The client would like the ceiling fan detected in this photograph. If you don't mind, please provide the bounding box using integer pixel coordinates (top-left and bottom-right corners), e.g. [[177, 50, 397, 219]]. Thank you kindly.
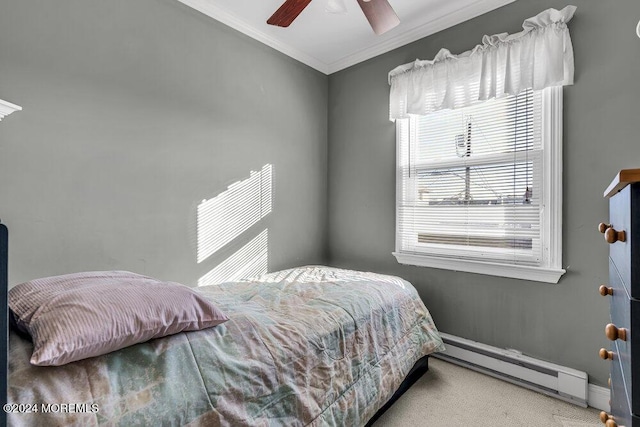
[[267, 0, 400, 35]]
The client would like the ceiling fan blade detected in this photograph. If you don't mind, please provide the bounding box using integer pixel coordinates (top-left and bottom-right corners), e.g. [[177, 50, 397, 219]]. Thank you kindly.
[[267, 0, 313, 27], [356, 0, 400, 35]]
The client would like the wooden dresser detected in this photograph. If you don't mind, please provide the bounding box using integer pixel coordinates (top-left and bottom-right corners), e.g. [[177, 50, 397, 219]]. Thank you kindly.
[[599, 169, 640, 427]]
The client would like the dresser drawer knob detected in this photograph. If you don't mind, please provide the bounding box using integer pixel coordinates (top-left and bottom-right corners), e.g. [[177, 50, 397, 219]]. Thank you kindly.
[[598, 223, 612, 233], [600, 411, 613, 423], [605, 227, 626, 244], [599, 285, 614, 296], [605, 323, 628, 341], [599, 348, 614, 360]]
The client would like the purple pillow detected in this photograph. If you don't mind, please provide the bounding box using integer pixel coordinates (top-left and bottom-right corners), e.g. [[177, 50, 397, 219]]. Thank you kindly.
[[9, 271, 229, 366]]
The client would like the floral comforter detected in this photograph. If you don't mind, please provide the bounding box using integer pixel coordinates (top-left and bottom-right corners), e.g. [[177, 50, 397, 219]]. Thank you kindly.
[[8, 266, 444, 426]]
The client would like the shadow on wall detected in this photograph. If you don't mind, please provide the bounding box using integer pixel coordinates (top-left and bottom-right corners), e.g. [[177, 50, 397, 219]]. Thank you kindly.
[[196, 164, 273, 285]]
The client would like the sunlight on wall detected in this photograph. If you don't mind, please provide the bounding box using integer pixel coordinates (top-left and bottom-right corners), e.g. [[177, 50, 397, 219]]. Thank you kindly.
[[198, 229, 268, 286], [197, 164, 273, 263]]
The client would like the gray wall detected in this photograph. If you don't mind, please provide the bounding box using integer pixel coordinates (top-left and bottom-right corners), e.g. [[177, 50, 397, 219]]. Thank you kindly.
[[2, 0, 638, 387], [0, 0, 328, 287], [328, 0, 640, 386]]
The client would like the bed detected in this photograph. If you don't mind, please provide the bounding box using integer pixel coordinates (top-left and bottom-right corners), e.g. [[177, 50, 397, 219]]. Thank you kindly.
[[2, 230, 444, 426]]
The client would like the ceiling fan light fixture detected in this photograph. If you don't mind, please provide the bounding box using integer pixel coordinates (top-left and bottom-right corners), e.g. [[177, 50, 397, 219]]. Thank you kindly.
[[325, 0, 348, 14]]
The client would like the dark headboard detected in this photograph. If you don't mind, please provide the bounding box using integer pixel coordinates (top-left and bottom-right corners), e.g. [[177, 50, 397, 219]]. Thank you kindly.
[[1, 223, 7, 427]]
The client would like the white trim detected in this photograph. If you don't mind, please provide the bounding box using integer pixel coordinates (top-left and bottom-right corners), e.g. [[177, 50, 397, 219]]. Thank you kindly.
[[542, 86, 564, 272], [393, 251, 565, 283], [395, 121, 404, 257], [588, 384, 611, 412], [0, 99, 22, 122], [176, 0, 515, 75], [327, 0, 516, 74], [434, 333, 609, 410], [176, 0, 329, 74]]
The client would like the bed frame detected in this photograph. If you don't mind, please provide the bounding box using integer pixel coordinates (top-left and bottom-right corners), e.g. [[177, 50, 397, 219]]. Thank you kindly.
[[367, 355, 430, 426], [0, 222, 428, 426]]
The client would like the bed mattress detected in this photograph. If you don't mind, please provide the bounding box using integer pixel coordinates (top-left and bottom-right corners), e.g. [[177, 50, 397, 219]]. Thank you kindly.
[[8, 266, 444, 426]]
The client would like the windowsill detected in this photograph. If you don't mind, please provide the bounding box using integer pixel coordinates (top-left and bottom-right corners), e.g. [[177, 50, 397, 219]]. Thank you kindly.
[[392, 252, 566, 284], [0, 98, 22, 121]]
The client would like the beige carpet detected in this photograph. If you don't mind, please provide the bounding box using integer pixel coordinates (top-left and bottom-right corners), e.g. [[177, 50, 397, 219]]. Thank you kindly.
[[374, 358, 602, 427]]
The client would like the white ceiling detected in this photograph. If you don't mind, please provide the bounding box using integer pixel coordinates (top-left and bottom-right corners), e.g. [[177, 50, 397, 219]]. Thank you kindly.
[[177, 0, 515, 74]]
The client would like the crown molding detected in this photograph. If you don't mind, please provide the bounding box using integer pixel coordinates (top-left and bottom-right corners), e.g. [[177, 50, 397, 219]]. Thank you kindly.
[[177, 0, 515, 75], [176, 0, 329, 74], [0, 99, 22, 122], [327, 0, 516, 73]]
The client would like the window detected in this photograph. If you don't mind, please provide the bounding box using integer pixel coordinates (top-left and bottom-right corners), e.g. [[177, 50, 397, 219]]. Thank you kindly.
[[394, 87, 565, 283]]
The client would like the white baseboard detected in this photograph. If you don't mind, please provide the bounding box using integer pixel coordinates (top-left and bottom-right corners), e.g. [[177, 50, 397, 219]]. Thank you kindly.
[[587, 384, 610, 412], [434, 333, 609, 412]]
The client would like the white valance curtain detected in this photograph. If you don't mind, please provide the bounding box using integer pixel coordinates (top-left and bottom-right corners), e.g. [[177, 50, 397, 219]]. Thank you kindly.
[[388, 6, 576, 120]]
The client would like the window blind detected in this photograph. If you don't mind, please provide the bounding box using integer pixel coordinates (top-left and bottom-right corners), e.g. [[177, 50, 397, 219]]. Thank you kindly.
[[397, 88, 544, 266]]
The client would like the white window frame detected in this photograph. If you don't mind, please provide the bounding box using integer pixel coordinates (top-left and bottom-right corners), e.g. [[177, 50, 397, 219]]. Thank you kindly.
[[0, 99, 22, 121], [393, 86, 566, 284]]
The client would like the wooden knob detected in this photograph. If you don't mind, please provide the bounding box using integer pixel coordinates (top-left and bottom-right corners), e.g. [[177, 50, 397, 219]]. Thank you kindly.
[[600, 411, 612, 423], [605, 227, 626, 244], [606, 323, 628, 341], [599, 348, 614, 360], [599, 223, 612, 233], [599, 285, 614, 296], [605, 419, 618, 427]]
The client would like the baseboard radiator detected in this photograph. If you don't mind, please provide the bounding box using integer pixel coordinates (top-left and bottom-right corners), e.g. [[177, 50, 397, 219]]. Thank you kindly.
[[433, 333, 607, 409]]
